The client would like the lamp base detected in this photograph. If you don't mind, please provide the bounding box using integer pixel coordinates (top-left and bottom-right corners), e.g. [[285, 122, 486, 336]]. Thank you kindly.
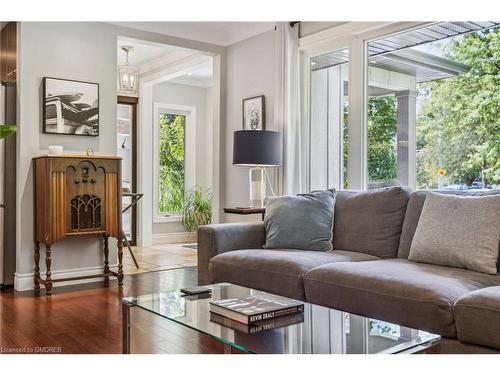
[[249, 167, 266, 208]]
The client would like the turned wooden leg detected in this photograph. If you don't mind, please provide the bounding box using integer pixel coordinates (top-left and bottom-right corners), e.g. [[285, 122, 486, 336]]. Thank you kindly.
[[117, 238, 124, 286], [45, 244, 53, 295], [34, 241, 41, 293], [103, 235, 110, 282]]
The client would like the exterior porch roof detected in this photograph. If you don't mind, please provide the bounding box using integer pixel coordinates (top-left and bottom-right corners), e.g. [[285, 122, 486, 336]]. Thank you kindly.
[[311, 21, 499, 83]]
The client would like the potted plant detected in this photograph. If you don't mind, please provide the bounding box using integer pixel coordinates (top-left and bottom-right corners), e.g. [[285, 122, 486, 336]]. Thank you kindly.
[[181, 187, 212, 234]]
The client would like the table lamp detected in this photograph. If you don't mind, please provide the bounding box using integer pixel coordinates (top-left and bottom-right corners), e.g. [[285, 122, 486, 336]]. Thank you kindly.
[[233, 130, 282, 207]]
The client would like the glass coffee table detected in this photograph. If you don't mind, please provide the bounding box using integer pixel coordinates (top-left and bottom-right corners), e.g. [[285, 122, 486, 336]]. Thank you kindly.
[[122, 283, 441, 354]]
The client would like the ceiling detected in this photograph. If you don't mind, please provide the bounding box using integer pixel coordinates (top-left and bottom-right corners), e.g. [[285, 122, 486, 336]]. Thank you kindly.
[[117, 37, 213, 88], [168, 57, 213, 88], [367, 21, 500, 57], [111, 22, 276, 46], [117, 37, 192, 66]]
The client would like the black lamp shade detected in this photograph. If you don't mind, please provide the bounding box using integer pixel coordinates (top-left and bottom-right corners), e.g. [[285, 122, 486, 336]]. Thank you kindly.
[[233, 130, 282, 166]]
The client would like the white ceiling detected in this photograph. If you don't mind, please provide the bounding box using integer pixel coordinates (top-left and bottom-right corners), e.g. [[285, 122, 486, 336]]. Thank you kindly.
[[117, 37, 192, 66], [117, 37, 213, 88], [112, 22, 276, 46], [168, 57, 213, 88]]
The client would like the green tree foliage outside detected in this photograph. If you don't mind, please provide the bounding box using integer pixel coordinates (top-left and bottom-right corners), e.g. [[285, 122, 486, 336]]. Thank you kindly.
[[343, 96, 398, 187], [417, 28, 500, 188], [363, 28, 500, 189], [159, 114, 185, 214], [367, 96, 398, 182]]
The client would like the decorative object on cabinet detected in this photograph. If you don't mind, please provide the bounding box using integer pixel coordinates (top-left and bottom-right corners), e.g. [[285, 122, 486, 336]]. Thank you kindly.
[[43, 77, 99, 136], [32, 154, 122, 295], [242, 95, 265, 130], [48, 145, 64, 155]]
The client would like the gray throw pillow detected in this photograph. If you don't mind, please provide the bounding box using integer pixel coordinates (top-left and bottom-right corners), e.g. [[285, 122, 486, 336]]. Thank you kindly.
[[408, 192, 500, 274], [263, 189, 336, 251]]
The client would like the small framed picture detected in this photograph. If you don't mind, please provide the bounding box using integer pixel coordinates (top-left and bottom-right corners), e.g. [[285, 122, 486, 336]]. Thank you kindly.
[[242, 95, 265, 130], [43, 77, 99, 136]]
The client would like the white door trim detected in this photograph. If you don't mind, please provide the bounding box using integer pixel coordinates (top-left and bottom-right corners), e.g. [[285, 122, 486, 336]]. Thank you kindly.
[[138, 53, 222, 247]]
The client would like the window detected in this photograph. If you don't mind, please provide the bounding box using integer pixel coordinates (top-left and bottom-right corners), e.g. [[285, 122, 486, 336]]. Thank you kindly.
[[366, 22, 500, 191], [415, 29, 500, 191], [301, 22, 500, 192], [308, 48, 349, 190], [153, 103, 196, 222], [159, 113, 186, 214]]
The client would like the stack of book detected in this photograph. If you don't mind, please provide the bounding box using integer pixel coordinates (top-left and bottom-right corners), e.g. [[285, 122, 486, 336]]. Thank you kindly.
[[209, 294, 304, 334]]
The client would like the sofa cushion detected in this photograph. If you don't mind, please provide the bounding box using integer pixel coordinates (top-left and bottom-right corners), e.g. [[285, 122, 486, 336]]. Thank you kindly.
[[408, 193, 500, 274], [454, 286, 500, 350], [398, 190, 500, 267], [264, 189, 336, 251], [333, 187, 410, 259], [209, 249, 380, 300], [303, 259, 500, 337]]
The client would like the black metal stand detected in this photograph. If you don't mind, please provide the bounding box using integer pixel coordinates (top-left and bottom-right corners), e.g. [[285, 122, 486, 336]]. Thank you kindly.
[[122, 193, 143, 269]]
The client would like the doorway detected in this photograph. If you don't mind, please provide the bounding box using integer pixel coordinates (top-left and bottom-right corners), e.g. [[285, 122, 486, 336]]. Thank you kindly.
[[116, 36, 220, 274]]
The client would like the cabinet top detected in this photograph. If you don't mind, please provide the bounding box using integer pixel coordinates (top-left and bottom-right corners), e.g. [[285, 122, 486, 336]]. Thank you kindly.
[[33, 154, 122, 160]]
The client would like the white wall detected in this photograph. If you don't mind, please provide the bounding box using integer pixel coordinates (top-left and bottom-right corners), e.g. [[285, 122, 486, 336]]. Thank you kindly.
[[15, 22, 223, 290], [151, 81, 213, 236], [222, 30, 276, 223], [16, 22, 118, 290]]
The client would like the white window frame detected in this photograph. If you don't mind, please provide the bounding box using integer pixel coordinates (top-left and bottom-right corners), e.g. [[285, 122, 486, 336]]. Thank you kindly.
[[299, 22, 432, 190], [153, 102, 196, 223]]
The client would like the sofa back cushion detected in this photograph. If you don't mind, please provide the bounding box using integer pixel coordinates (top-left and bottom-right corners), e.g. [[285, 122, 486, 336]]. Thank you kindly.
[[333, 187, 410, 258], [398, 189, 500, 272]]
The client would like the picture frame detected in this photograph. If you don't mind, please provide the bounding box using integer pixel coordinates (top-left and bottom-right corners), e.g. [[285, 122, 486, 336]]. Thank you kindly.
[[43, 77, 99, 136], [242, 95, 265, 130]]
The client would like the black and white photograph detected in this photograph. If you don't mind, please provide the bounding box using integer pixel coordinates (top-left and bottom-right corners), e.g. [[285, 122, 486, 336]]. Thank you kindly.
[[43, 77, 99, 136], [242, 95, 265, 130]]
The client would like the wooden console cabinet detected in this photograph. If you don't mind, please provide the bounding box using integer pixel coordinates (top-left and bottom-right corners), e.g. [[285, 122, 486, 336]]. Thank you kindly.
[[33, 154, 123, 294]]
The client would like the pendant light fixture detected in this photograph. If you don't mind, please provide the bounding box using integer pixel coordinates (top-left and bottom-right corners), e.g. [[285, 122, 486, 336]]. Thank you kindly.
[[118, 46, 140, 95]]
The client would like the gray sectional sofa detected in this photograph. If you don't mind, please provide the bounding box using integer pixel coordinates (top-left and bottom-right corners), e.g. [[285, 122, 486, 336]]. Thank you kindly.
[[198, 187, 500, 353]]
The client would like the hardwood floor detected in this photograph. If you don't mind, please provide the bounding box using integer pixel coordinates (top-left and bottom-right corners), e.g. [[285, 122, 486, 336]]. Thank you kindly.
[[0, 267, 227, 354], [123, 243, 197, 275]]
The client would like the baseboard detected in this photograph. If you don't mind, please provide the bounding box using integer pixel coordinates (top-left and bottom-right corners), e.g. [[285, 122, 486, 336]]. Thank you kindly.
[[14, 264, 118, 292], [152, 232, 196, 245]]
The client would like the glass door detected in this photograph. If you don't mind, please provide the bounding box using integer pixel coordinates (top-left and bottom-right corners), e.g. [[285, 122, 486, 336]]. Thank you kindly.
[[117, 96, 137, 245]]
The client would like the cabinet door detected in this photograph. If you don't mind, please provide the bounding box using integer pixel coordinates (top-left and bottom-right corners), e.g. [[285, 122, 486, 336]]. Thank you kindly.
[[66, 161, 106, 235]]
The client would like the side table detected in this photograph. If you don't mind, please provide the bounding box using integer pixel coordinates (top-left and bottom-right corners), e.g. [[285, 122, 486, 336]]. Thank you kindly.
[[223, 207, 266, 221]]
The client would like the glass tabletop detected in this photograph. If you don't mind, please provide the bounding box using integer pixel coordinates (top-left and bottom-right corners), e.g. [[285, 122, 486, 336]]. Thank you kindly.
[[123, 283, 440, 354]]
